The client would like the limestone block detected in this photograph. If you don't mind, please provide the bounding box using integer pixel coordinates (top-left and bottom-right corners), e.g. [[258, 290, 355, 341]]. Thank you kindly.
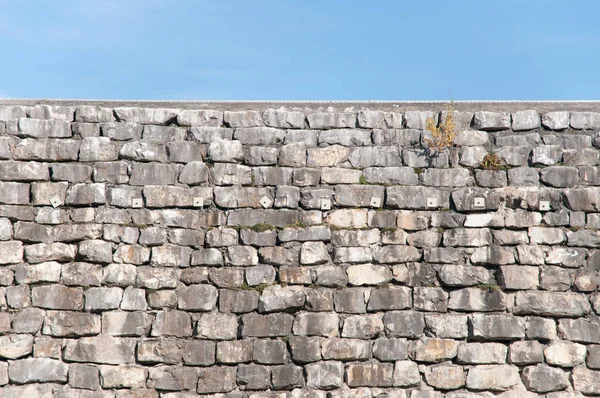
[[522, 364, 571, 393], [542, 111, 570, 130], [345, 362, 393, 387], [448, 288, 506, 312], [263, 108, 305, 128], [305, 361, 344, 389], [307, 112, 357, 129], [473, 111, 510, 131], [349, 146, 402, 167], [307, 145, 350, 167]]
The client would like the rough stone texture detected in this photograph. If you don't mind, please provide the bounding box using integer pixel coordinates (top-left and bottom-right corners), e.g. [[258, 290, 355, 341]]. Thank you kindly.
[[2, 102, 600, 396]]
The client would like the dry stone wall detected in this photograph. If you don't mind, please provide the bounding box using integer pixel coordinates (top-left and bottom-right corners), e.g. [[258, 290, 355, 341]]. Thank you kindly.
[[0, 102, 600, 397]]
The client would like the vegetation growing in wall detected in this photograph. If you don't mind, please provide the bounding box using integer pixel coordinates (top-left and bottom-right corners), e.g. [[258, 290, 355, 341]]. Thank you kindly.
[[425, 101, 457, 152], [480, 152, 503, 170]]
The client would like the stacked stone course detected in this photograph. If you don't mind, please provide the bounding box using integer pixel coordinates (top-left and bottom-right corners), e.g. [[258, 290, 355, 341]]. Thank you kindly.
[[0, 102, 600, 396]]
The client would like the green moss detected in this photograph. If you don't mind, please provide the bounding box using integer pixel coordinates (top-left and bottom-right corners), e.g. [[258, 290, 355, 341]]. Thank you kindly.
[[475, 284, 501, 292], [414, 167, 424, 175], [237, 283, 272, 293], [245, 223, 276, 232], [380, 227, 397, 233], [359, 175, 368, 185]]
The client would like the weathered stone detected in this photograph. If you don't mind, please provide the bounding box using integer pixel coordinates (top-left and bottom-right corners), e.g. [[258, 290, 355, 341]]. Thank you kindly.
[[350, 146, 403, 167], [307, 145, 350, 167], [540, 166, 579, 187], [40, 310, 100, 337], [305, 361, 344, 390], [516, 244, 545, 265], [8, 358, 68, 383], [345, 362, 393, 387], [242, 313, 294, 337], [373, 245, 421, 264], [542, 111, 570, 130], [119, 140, 167, 162], [384, 311, 424, 338], [471, 245, 514, 265], [514, 291, 591, 317], [333, 288, 367, 314], [424, 364, 466, 390], [393, 360, 421, 387], [129, 163, 181, 186], [558, 318, 600, 344], [319, 129, 370, 146], [150, 310, 192, 337], [475, 169, 507, 188], [18, 118, 71, 138], [571, 112, 600, 129], [293, 312, 339, 337], [500, 265, 539, 290], [470, 314, 525, 340], [457, 342, 507, 365], [63, 336, 136, 364], [422, 168, 473, 187], [532, 145, 562, 165], [138, 339, 182, 366], [217, 340, 253, 364], [31, 284, 83, 310], [507, 340, 544, 366], [424, 314, 469, 339], [300, 241, 330, 265], [413, 287, 448, 312], [0, 334, 34, 359], [258, 285, 305, 313], [543, 340, 586, 367], [473, 111, 510, 131], [529, 226, 566, 245], [342, 314, 384, 339], [465, 365, 520, 391], [409, 338, 459, 363], [197, 366, 237, 393], [444, 228, 492, 247], [114, 107, 177, 125], [522, 364, 570, 393], [346, 264, 391, 286], [448, 288, 506, 312], [367, 286, 412, 311]]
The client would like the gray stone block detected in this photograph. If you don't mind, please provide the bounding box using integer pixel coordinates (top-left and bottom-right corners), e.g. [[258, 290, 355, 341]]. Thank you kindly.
[[473, 111, 510, 131]]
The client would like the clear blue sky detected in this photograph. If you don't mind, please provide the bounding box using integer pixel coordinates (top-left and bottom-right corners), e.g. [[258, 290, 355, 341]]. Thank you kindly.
[[1, 1, 599, 100]]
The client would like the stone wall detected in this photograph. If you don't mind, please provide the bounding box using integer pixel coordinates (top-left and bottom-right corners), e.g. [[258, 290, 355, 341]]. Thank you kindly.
[[0, 102, 599, 397]]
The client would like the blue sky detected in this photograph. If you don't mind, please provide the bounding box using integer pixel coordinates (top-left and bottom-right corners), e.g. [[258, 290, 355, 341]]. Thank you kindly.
[[1, 1, 599, 100]]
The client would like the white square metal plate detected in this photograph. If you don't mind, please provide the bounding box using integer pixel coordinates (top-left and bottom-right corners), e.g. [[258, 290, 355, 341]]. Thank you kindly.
[[426, 197, 438, 208], [131, 198, 143, 208], [49, 196, 62, 208], [370, 197, 382, 208], [193, 197, 204, 207], [539, 200, 551, 211], [321, 198, 331, 210], [260, 196, 273, 208], [473, 197, 485, 209]]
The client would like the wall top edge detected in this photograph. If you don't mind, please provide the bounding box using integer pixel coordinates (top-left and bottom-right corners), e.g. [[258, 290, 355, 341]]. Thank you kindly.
[[1, 99, 600, 112]]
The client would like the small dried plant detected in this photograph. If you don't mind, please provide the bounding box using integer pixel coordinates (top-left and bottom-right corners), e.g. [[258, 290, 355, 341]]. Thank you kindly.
[[480, 153, 503, 170], [425, 101, 457, 153]]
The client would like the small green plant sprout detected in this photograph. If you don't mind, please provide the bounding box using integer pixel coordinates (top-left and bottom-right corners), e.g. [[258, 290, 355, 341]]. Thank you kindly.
[[425, 101, 457, 153], [480, 153, 503, 170]]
